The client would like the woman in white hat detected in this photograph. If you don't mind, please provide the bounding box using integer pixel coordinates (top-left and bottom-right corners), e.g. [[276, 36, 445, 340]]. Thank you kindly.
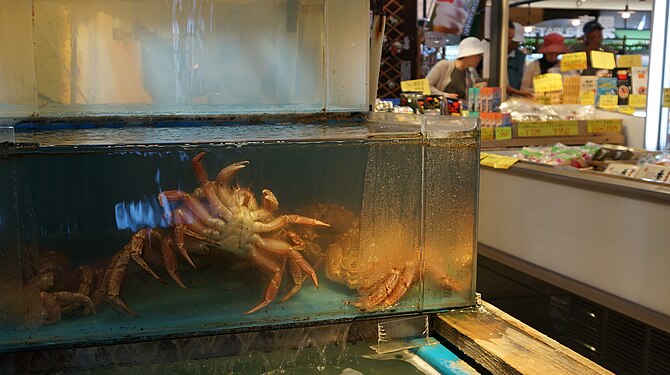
[[426, 37, 485, 99]]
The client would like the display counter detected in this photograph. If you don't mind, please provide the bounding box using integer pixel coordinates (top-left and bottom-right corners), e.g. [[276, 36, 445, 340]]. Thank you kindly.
[[478, 154, 670, 333]]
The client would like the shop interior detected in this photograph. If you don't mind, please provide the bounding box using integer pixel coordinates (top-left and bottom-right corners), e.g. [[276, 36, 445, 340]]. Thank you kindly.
[[0, 0, 668, 374]]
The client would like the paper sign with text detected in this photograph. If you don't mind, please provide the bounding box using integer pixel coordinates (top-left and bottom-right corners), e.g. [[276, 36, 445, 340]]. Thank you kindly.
[[480, 127, 494, 141], [533, 73, 563, 93], [580, 91, 595, 105], [617, 54, 643, 68], [587, 119, 622, 133], [517, 121, 579, 137], [598, 94, 618, 108], [401, 79, 431, 95], [560, 52, 587, 72], [590, 51, 616, 70], [628, 94, 647, 108], [495, 127, 512, 140]]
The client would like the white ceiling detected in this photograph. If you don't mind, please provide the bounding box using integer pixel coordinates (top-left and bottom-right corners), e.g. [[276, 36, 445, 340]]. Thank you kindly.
[[513, 0, 652, 11]]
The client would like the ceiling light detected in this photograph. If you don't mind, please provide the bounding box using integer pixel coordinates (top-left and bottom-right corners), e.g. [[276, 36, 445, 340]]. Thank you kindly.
[[524, 26, 534, 33], [619, 1, 636, 19], [571, 19, 581, 26]]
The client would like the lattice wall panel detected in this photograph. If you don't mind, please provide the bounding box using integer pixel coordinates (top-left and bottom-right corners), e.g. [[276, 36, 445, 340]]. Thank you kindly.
[[376, 0, 417, 99]]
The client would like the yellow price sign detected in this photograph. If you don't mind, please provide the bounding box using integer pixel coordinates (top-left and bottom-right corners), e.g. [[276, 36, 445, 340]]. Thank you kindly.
[[400, 78, 431, 95], [517, 121, 579, 137], [628, 94, 647, 108], [492, 156, 519, 169], [560, 52, 587, 72], [580, 91, 595, 105], [587, 119, 622, 133], [533, 73, 563, 94], [481, 127, 494, 141], [617, 54, 643, 68], [479, 154, 518, 169], [495, 127, 512, 140], [590, 51, 616, 70], [598, 94, 618, 108], [664, 88, 670, 108], [480, 153, 498, 167]]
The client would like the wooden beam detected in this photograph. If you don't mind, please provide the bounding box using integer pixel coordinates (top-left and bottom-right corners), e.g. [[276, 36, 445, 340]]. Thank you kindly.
[[434, 301, 613, 375]]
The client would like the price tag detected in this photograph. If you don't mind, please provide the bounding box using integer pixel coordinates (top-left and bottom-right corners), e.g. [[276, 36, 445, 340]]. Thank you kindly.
[[617, 54, 643, 68], [495, 127, 512, 140], [480, 153, 498, 167], [590, 51, 616, 70], [517, 121, 579, 137], [533, 73, 563, 94], [587, 119, 622, 133], [560, 52, 587, 72], [598, 94, 618, 108], [479, 154, 519, 169], [580, 91, 595, 105], [481, 127, 494, 141], [664, 88, 670, 108], [492, 156, 519, 169], [628, 94, 647, 108], [401, 78, 431, 95]]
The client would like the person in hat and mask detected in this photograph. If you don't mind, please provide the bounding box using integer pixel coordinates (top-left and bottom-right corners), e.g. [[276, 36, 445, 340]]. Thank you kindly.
[[507, 22, 533, 98], [521, 33, 573, 93], [426, 37, 485, 99], [569, 20, 614, 75]]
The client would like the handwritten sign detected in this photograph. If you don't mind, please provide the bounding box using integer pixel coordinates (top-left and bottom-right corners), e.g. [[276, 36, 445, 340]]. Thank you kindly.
[[664, 88, 670, 108], [560, 52, 587, 72], [580, 91, 595, 106], [495, 127, 512, 140], [587, 119, 622, 133], [517, 121, 579, 137], [590, 51, 616, 70], [598, 94, 618, 109], [628, 94, 647, 108], [617, 54, 643, 68], [401, 78, 431, 95], [480, 153, 519, 169], [533, 73, 563, 94], [481, 127, 494, 141]]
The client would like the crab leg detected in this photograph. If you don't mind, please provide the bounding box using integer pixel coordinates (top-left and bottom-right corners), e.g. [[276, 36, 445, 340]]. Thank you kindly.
[[255, 237, 319, 288], [214, 160, 249, 206], [191, 153, 234, 221], [246, 246, 286, 314], [252, 215, 330, 233], [93, 230, 163, 316]]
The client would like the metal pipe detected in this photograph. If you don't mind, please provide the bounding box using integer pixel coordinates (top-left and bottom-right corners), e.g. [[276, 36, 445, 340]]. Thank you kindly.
[[645, 0, 670, 151], [489, 0, 509, 96]]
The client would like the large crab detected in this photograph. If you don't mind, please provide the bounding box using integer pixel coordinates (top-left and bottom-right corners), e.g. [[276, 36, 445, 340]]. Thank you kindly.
[[93, 153, 329, 315], [287, 204, 463, 311]]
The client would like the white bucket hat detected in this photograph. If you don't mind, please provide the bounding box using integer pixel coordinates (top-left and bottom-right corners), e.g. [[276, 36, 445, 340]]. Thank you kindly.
[[512, 22, 526, 43], [456, 37, 485, 59]]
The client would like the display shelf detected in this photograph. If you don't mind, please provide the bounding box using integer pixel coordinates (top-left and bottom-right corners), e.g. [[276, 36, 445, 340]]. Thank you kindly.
[[481, 120, 625, 148]]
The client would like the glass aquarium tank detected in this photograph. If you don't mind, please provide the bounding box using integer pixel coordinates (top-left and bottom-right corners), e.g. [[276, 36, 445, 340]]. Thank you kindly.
[[0, 113, 479, 352]]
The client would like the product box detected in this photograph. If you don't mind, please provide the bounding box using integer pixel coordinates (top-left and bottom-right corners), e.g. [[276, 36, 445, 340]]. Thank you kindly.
[[631, 67, 648, 95], [615, 69, 631, 106], [467, 87, 480, 112], [562, 76, 581, 104], [488, 87, 502, 112], [603, 163, 638, 177], [596, 77, 618, 107], [580, 76, 598, 94]]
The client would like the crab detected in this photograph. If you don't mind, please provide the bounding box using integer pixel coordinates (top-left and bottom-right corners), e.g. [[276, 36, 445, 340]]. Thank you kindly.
[[287, 204, 463, 311], [3, 250, 97, 327], [93, 153, 329, 315]]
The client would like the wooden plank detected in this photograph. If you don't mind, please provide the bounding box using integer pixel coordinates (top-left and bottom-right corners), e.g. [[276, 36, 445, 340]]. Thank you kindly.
[[434, 301, 613, 375]]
